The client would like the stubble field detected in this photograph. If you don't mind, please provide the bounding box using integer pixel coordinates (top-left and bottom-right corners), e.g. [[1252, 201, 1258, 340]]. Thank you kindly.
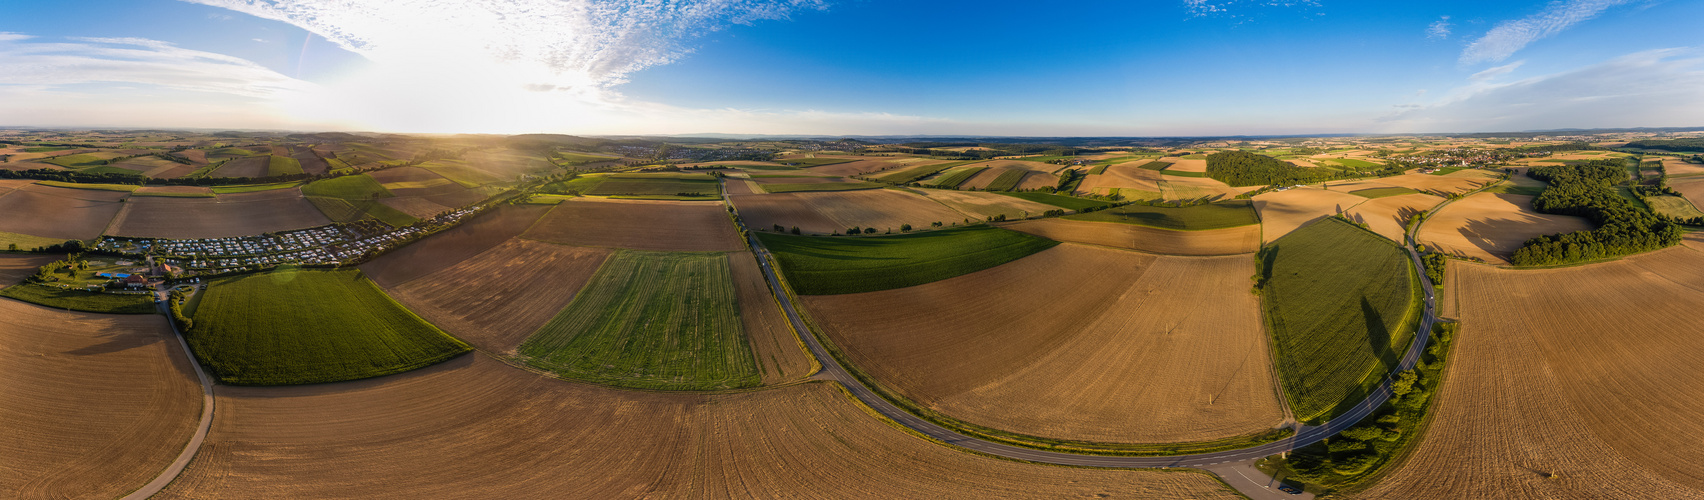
[[1342, 193, 1444, 242], [1252, 187, 1368, 243], [0, 186, 124, 240], [1417, 192, 1594, 264], [383, 239, 609, 353], [728, 254, 815, 384], [361, 204, 552, 287], [521, 198, 744, 252], [0, 301, 201, 499], [108, 189, 332, 239], [1000, 218, 1260, 255], [733, 189, 972, 235]]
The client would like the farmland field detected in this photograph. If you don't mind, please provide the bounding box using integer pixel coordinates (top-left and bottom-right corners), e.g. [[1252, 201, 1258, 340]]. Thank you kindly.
[[156, 355, 1237, 499], [1646, 194, 1704, 219], [1417, 192, 1594, 264], [1348, 186, 1422, 198], [1076, 162, 1163, 197], [1262, 217, 1420, 423], [1252, 187, 1369, 243], [302, 174, 417, 227], [267, 155, 303, 176], [981, 168, 1030, 191], [109, 189, 332, 239], [190, 268, 471, 385], [876, 159, 976, 184], [1376, 172, 1497, 196], [728, 253, 815, 384], [361, 204, 552, 286], [915, 189, 1059, 221], [1364, 248, 1704, 498], [758, 225, 1057, 295], [804, 244, 1284, 444], [760, 181, 883, 193], [1065, 199, 1259, 230], [0, 254, 55, 286], [384, 239, 609, 353], [211, 181, 302, 194], [0, 300, 201, 499], [732, 189, 971, 235], [998, 191, 1111, 211], [209, 156, 271, 178], [0, 283, 159, 314], [34, 180, 138, 193], [1000, 218, 1260, 255], [1343, 193, 1444, 242], [929, 166, 987, 188], [518, 251, 759, 390], [522, 198, 744, 252]]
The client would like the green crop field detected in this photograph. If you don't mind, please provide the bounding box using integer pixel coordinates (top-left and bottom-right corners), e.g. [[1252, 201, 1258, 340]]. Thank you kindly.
[[777, 158, 854, 167], [36, 180, 138, 192], [1326, 158, 1383, 169], [1065, 199, 1259, 230], [303, 174, 393, 199], [211, 181, 303, 194], [41, 153, 111, 168], [1429, 166, 1467, 175], [1181, 154, 1209, 159], [189, 268, 470, 385], [207, 147, 260, 157], [1646, 195, 1704, 219], [761, 182, 883, 193], [302, 174, 416, 226], [518, 251, 759, 390], [1160, 170, 1207, 178], [267, 155, 303, 176], [997, 192, 1111, 211], [929, 166, 988, 188], [22, 146, 74, 153], [878, 160, 979, 184], [555, 152, 617, 163], [1347, 187, 1422, 199], [0, 284, 157, 314], [1139, 161, 1174, 171], [758, 226, 1057, 295], [1010, 155, 1078, 163], [0, 231, 69, 253], [1482, 181, 1544, 196], [1260, 218, 1420, 423], [983, 169, 1029, 191]]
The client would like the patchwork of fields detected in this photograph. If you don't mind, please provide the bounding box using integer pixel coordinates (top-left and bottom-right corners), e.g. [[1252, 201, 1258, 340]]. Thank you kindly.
[[758, 226, 1057, 295]]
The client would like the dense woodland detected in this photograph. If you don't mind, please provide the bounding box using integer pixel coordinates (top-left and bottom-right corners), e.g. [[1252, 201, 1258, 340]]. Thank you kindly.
[[1205, 151, 1332, 187], [1510, 160, 1683, 265], [1623, 138, 1704, 152]]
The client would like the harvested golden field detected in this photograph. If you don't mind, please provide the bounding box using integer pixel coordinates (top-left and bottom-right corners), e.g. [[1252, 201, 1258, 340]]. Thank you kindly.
[[1363, 250, 1704, 498], [384, 239, 609, 353], [0, 300, 201, 499], [108, 189, 332, 239], [1170, 158, 1209, 172], [1000, 218, 1259, 255], [1159, 176, 1243, 201], [1663, 157, 1704, 177], [1251, 187, 1367, 243], [113, 156, 193, 177], [802, 157, 916, 177], [1015, 170, 1057, 190], [723, 178, 761, 195], [522, 198, 744, 252], [1343, 193, 1444, 242], [1671, 176, 1704, 210], [0, 178, 40, 190], [1376, 172, 1497, 196], [0, 188, 123, 240], [1417, 192, 1593, 264], [915, 189, 1057, 221], [361, 204, 552, 287], [158, 354, 1235, 499], [729, 193, 844, 234], [729, 254, 815, 384], [805, 244, 1283, 443], [1077, 161, 1163, 197]]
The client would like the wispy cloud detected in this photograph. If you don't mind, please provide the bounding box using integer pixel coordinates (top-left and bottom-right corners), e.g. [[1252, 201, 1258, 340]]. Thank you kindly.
[[1383, 48, 1704, 131], [0, 36, 311, 98], [1427, 16, 1451, 39], [1460, 0, 1629, 65], [1183, 0, 1321, 19]]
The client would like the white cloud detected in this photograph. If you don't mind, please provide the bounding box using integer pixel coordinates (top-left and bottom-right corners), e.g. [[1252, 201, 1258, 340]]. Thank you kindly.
[[1427, 16, 1451, 39], [1460, 0, 1629, 65], [1183, 0, 1321, 19], [0, 36, 312, 98], [1469, 60, 1524, 81], [1382, 48, 1704, 132]]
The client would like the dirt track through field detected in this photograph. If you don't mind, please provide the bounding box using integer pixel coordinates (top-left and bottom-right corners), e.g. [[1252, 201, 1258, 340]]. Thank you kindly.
[[0, 300, 201, 499], [804, 244, 1283, 443], [522, 198, 744, 252], [1363, 251, 1704, 498], [1416, 192, 1593, 264], [384, 239, 610, 354], [1000, 218, 1260, 255], [156, 354, 1237, 499]]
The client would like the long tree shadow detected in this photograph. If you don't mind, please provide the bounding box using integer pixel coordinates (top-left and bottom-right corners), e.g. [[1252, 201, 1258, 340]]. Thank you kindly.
[[1362, 295, 1399, 372]]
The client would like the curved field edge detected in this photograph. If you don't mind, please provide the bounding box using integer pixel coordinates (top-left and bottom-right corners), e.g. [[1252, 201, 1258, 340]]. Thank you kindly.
[[756, 226, 1059, 295], [0, 284, 158, 314], [187, 268, 472, 386], [1259, 217, 1423, 424], [766, 249, 1295, 456]]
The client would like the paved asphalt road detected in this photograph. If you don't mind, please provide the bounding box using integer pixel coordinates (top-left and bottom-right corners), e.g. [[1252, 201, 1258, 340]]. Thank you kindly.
[[726, 180, 1439, 473]]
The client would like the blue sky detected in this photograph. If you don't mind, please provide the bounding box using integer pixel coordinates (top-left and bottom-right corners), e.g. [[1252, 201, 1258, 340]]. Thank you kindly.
[[2, 0, 1701, 135]]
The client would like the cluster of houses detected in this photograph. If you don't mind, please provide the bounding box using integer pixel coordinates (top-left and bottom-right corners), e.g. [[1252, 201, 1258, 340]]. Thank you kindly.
[[94, 206, 483, 276]]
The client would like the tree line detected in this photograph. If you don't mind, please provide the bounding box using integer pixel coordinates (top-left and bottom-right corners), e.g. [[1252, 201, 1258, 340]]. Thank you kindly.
[[1510, 160, 1684, 265], [1205, 151, 1333, 187], [1623, 138, 1704, 152]]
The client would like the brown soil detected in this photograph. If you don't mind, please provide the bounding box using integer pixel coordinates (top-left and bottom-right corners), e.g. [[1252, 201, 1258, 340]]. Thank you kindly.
[[730, 193, 844, 234], [729, 254, 815, 384], [209, 156, 271, 178], [1417, 192, 1593, 264], [135, 185, 213, 195], [0, 254, 54, 286], [383, 239, 609, 353], [1671, 176, 1704, 211], [522, 198, 744, 252], [804, 245, 1283, 443], [292, 151, 330, 175], [378, 197, 453, 219], [915, 189, 1057, 221], [1077, 161, 1163, 197], [1343, 193, 1445, 242], [803, 158, 914, 177], [158, 354, 1235, 498], [110, 190, 332, 239], [360, 204, 552, 287], [1159, 176, 1243, 201], [175, 150, 207, 163], [370, 167, 465, 197], [751, 176, 852, 185], [0, 300, 201, 499], [1362, 251, 1704, 498], [724, 179, 761, 195], [734, 189, 969, 235], [20, 182, 130, 202], [1000, 219, 1260, 256], [0, 189, 124, 240], [1252, 187, 1368, 243]]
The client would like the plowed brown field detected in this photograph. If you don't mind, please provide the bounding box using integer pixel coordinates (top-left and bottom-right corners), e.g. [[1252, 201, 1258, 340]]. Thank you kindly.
[[1344, 193, 1444, 242], [730, 193, 844, 234], [384, 239, 609, 353], [734, 189, 970, 235], [1252, 187, 1367, 243], [210, 156, 270, 178], [361, 204, 552, 287], [729, 254, 814, 384], [157, 354, 1236, 499], [1363, 248, 1704, 498], [1000, 218, 1260, 255], [804, 244, 1283, 443], [20, 182, 130, 202], [0, 189, 123, 240], [522, 198, 744, 252], [378, 197, 453, 218], [1417, 192, 1593, 264], [916, 189, 1057, 221], [109, 189, 332, 239], [0, 254, 54, 286], [0, 300, 201, 499]]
